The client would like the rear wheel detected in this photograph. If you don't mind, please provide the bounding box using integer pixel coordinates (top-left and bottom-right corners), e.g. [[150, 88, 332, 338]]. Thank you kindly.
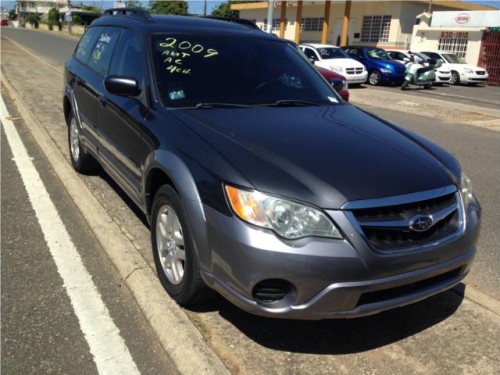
[[450, 71, 460, 85], [368, 71, 381, 86], [67, 110, 98, 174], [151, 185, 208, 306]]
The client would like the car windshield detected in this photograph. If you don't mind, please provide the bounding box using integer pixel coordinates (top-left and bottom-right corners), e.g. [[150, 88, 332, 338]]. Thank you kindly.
[[411, 52, 429, 63], [316, 47, 349, 59], [367, 48, 391, 60], [151, 34, 339, 108], [442, 53, 466, 64]]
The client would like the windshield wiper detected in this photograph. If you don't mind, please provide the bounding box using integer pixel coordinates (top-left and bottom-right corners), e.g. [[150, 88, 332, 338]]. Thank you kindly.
[[194, 102, 253, 109], [264, 99, 325, 107]]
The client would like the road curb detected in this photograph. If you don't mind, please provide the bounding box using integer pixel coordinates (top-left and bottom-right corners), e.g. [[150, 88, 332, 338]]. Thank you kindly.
[[1, 69, 230, 375]]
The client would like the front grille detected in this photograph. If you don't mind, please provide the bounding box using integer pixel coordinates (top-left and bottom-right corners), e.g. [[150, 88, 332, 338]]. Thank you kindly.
[[350, 191, 461, 252], [476, 71, 485, 75], [345, 67, 364, 75]]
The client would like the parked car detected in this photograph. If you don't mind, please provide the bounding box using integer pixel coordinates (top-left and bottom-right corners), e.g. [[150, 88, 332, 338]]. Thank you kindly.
[[315, 66, 349, 101], [419, 50, 489, 85], [64, 9, 480, 320], [299, 43, 367, 86], [342, 46, 406, 86], [1, 19, 9, 27], [387, 49, 451, 85]]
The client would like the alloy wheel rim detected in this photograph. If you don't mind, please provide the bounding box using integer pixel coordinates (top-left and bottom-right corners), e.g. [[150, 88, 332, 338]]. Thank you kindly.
[[156, 205, 186, 285], [370, 73, 379, 85], [70, 117, 80, 162]]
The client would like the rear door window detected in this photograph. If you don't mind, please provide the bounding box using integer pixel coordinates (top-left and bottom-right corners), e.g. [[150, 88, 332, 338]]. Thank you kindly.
[[88, 27, 122, 76]]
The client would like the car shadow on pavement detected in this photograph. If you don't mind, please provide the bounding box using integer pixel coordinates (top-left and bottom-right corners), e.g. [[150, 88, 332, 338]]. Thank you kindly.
[[193, 284, 465, 354]]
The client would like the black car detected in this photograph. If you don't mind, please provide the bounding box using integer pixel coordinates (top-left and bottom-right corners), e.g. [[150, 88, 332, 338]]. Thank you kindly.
[[63, 9, 481, 319]]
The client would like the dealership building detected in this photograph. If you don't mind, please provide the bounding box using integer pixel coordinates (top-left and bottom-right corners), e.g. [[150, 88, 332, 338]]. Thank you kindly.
[[232, 1, 500, 85]]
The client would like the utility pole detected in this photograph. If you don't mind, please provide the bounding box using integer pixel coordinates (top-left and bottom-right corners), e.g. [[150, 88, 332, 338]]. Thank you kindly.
[[203, 0, 207, 16], [266, 0, 274, 34]]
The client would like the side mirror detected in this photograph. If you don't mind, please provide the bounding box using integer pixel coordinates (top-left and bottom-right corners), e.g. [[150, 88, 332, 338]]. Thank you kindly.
[[105, 76, 141, 97]]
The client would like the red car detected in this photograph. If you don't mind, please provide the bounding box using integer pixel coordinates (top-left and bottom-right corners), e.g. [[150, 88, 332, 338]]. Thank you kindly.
[[1, 19, 9, 27], [315, 66, 349, 101]]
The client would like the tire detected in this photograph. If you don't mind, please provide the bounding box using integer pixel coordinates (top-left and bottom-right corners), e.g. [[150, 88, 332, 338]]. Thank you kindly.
[[67, 110, 98, 174], [368, 71, 381, 86], [151, 185, 208, 306], [450, 71, 460, 85]]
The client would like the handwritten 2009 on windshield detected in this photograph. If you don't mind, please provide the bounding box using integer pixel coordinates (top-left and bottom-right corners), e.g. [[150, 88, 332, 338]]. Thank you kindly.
[[159, 37, 219, 74]]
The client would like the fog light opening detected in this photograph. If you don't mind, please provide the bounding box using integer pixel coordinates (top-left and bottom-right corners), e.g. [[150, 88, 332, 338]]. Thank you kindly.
[[252, 279, 296, 307]]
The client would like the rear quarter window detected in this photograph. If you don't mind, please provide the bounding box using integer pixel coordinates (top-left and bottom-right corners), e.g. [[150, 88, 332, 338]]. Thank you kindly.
[[74, 27, 103, 64]]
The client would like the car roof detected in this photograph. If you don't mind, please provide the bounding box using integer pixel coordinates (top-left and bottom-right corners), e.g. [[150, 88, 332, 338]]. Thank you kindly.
[[91, 9, 272, 39]]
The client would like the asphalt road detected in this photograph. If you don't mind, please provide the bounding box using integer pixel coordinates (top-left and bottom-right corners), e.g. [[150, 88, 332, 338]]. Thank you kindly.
[[2, 27, 499, 375]]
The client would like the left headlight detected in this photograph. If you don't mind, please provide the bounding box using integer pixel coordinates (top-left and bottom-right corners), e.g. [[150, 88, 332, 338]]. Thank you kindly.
[[331, 66, 344, 74], [464, 68, 473, 74], [460, 173, 474, 207], [225, 185, 342, 240]]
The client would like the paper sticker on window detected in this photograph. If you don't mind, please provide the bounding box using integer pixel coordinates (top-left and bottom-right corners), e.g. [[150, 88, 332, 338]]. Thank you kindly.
[[169, 89, 186, 100]]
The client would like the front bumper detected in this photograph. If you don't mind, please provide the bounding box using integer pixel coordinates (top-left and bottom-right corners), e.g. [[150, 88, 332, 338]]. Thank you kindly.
[[462, 73, 489, 83], [187, 192, 480, 320]]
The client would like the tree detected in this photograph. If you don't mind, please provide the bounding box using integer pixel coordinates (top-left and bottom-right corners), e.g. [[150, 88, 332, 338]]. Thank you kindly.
[[149, 1, 188, 15], [9, 9, 17, 20], [27, 13, 40, 28], [125, 1, 143, 9], [211, 1, 239, 19], [48, 8, 59, 30]]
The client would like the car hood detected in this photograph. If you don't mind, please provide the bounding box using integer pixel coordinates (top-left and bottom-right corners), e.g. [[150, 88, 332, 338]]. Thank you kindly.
[[377, 60, 405, 70], [172, 105, 457, 209], [320, 58, 365, 69]]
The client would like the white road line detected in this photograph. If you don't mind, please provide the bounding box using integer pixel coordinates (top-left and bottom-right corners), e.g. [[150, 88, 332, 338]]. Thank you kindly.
[[1, 96, 140, 375]]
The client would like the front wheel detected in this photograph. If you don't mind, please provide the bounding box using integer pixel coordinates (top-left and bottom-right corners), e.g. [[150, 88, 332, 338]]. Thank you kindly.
[[368, 71, 381, 86], [450, 71, 460, 85], [151, 185, 208, 306]]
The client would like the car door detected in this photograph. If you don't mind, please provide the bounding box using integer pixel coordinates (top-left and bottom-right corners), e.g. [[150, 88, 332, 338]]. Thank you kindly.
[[67, 26, 105, 156], [98, 29, 149, 206]]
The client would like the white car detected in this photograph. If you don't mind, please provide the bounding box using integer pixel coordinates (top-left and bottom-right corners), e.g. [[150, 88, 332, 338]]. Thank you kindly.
[[299, 43, 368, 85], [387, 49, 451, 84], [420, 50, 488, 85]]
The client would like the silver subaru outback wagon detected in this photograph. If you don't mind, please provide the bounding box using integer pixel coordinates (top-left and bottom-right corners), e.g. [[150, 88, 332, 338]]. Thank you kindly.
[[63, 9, 481, 319]]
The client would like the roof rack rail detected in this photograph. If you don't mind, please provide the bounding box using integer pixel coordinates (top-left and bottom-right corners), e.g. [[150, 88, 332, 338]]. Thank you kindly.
[[204, 16, 260, 30], [103, 8, 152, 21]]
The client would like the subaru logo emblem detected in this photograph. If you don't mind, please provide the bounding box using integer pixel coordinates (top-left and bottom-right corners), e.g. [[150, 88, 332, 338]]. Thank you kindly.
[[409, 214, 433, 232]]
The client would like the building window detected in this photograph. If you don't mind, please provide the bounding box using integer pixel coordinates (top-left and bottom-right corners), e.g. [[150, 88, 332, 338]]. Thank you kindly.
[[263, 18, 286, 32], [301, 17, 324, 32], [438, 31, 469, 58], [361, 15, 391, 42]]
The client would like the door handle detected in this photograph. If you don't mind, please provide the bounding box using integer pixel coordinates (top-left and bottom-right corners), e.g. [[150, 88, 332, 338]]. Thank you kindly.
[[99, 95, 107, 106]]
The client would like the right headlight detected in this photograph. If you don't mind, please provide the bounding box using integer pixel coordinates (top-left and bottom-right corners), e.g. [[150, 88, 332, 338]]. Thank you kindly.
[[460, 173, 474, 207], [225, 185, 342, 240]]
